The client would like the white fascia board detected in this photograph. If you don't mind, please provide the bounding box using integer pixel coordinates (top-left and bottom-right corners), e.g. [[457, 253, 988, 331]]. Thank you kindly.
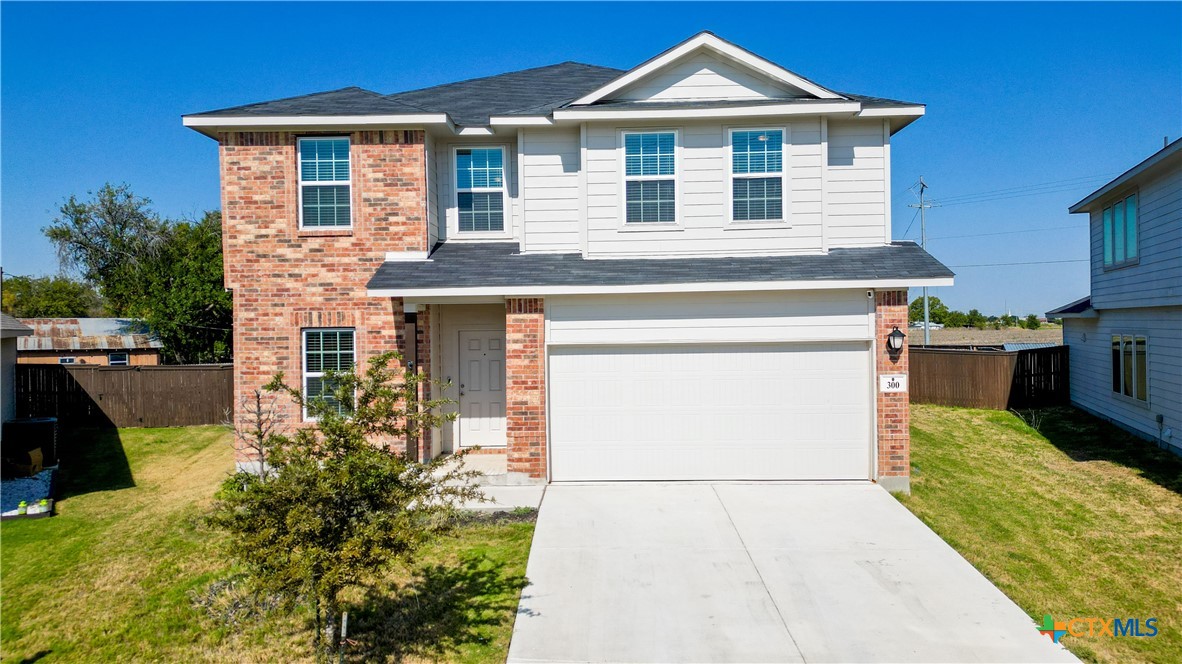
[[489, 116, 554, 126], [457, 126, 496, 136], [368, 277, 955, 298], [383, 251, 432, 262], [553, 101, 860, 122], [572, 33, 842, 105], [181, 114, 452, 129], [856, 105, 925, 119]]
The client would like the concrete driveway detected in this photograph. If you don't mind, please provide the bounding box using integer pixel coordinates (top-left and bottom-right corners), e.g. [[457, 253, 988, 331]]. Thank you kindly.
[[508, 483, 1076, 663]]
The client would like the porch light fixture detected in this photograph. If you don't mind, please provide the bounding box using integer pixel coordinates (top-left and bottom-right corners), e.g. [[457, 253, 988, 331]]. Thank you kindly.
[[887, 326, 906, 352]]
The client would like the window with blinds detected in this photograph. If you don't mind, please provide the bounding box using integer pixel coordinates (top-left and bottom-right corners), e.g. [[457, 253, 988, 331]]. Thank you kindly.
[[624, 131, 677, 223], [731, 129, 784, 222], [298, 137, 352, 228]]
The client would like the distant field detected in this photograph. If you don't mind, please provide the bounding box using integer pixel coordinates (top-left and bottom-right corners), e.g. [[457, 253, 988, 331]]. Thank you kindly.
[[910, 326, 1063, 346]]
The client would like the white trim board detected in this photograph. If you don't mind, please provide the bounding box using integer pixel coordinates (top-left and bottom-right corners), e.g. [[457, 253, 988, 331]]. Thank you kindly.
[[571, 32, 842, 105], [368, 277, 955, 298]]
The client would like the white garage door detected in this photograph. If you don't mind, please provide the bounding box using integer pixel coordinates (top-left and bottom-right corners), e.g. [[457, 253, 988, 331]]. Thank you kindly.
[[548, 342, 872, 481]]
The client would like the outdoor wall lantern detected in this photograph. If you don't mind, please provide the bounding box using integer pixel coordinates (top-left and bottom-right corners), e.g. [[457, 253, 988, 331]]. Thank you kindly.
[[887, 326, 906, 353]]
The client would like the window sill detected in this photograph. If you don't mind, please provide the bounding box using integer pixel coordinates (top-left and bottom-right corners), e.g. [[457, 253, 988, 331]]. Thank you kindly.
[[298, 228, 354, 238], [618, 222, 684, 233], [724, 220, 790, 230], [1110, 390, 1150, 409], [1102, 258, 1140, 272]]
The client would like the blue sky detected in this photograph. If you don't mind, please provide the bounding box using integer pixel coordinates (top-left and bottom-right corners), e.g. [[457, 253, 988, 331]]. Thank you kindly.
[[2, 2, 1179, 316]]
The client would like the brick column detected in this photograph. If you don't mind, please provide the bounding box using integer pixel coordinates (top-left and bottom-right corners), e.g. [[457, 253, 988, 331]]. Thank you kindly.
[[506, 298, 546, 480], [875, 289, 910, 494]]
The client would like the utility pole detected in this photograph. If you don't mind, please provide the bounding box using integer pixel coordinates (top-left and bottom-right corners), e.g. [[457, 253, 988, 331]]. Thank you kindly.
[[908, 178, 935, 344]]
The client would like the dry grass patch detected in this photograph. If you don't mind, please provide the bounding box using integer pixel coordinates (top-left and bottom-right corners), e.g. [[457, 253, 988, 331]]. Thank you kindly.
[[899, 405, 1182, 663]]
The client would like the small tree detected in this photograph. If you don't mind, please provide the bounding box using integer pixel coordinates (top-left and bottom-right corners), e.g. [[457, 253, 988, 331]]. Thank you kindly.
[[1024, 314, 1041, 330], [209, 352, 480, 662]]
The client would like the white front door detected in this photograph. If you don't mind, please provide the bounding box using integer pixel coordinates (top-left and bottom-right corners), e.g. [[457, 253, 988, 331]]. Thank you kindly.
[[457, 330, 507, 448]]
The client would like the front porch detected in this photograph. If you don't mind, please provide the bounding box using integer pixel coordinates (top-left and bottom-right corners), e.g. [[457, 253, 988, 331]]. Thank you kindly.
[[408, 298, 548, 483]]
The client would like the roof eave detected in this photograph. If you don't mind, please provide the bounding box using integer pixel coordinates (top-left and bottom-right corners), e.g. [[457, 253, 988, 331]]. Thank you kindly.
[[552, 100, 863, 121], [1068, 138, 1182, 213], [181, 113, 457, 138], [368, 276, 955, 299]]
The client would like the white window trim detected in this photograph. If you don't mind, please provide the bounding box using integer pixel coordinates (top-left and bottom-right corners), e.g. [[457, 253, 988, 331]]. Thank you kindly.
[[58, 357, 76, 365], [1101, 189, 1139, 270], [618, 128, 682, 230], [297, 136, 353, 230], [726, 126, 791, 226], [452, 145, 512, 239], [302, 327, 356, 421], [108, 352, 129, 366], [1110, 331, 1149, 406]]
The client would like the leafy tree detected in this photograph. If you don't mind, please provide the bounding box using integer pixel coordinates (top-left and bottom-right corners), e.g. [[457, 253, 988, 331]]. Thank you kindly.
[[1000, 314, 1019, 328], [1, 274, 103, 317], [966, 309, 987, 330], [209, 352, 479, 662], [1024, 314, 1041, 330], [908, 295, 949, 324], [43, 184, 231, 363], [136, 212, 232, 363], [44, 183, 168, 315], [944, 310, 968, 328]]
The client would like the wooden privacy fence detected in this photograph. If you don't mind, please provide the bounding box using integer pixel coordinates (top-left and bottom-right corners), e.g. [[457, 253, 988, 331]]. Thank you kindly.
[[910, 346, 1069, 410], [15, 364, 233, 428]]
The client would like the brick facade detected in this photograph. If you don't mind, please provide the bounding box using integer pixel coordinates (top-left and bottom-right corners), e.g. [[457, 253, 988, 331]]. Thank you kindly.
[[874, 289, 910, 493], [219, 130, 428, 463], [505, 298, 547, 479]]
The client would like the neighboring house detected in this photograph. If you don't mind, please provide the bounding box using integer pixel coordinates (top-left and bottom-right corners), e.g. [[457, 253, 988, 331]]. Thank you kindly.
[[16, 318, 163, 366], [1048, 138, 1182, 456], [1, 314, 34, 439], [183, 32, 952, 491]]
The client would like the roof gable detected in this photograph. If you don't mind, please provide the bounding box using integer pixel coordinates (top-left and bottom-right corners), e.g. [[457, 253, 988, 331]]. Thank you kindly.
[[572, 32, 842, 106]]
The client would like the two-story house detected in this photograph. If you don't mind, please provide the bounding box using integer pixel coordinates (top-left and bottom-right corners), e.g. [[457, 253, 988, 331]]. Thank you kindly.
[[1049, 138, 1182, 456], [183, 32, 953, 491]]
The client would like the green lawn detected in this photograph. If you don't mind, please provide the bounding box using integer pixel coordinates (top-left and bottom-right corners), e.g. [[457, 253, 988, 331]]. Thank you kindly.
[[899, 405, 1182, 664], [0, 426, 535, 663]]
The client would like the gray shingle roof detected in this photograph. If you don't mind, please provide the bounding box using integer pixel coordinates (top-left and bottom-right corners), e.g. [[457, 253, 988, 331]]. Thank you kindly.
[[188, 86, 426, 117], [368, 242, 953, 292], [1046, 296, 1093, 316], [384, 62, 624, 126], [1, 313, 33, 338]]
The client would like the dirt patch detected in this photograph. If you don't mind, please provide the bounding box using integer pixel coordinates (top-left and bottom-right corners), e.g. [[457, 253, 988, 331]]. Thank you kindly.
[[910, 327, 1063, 346]]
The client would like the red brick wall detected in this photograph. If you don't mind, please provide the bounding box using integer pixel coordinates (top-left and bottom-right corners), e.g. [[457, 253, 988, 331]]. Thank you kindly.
[[505, 298, 546, 478], [219, 130, 427, 461], [875, 289, 910, 487]]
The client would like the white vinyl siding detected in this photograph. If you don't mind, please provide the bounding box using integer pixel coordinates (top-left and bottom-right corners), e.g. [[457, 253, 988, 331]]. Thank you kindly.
[[521, 127, 581, 252], [437, 140, 519, 242], [1089, 158, 1182, 309], [826, 120, 887, 247], [1062, 308, 1182, 453], [298, 137, 352, 228], [615, 51, 808, 102], [585, 119, 822, 257], [302, 328, 355, 418]]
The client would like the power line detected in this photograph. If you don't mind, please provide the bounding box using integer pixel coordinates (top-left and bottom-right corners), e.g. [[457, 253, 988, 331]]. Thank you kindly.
[[933, 172, 1120, 203], [950, 259, 1089, 268], [899, 207, 921, 240], [928, 224, 1078, 241]]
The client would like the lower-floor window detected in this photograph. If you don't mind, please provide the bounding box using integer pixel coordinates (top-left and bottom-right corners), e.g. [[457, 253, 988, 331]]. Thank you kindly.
[[58, 357, 75, 365], [1111, 334, 1147, 401], [303, 328, 355, 417], [108, 352, 129, 366]]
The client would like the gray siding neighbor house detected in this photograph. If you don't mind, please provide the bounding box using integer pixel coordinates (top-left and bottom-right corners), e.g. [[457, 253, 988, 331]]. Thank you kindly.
[[1049, 138, 1182, 455]]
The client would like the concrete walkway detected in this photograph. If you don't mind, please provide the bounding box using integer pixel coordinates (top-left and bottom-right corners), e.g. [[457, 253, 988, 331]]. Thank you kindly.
[[508, 483, 1077, 663]]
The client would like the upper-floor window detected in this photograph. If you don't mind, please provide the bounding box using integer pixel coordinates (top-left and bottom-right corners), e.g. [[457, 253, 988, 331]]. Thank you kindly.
[[298, 137, 352, 228], [58, 357, 76, 365], [303, 328, 355, 418], [1111, 334, 1147, 402], [108, 352, 129, 366], [731, 129, 784, 222], [1102, 192, 1137, 268], [456, 147, 506, 233], [624, 131, 677, 223]]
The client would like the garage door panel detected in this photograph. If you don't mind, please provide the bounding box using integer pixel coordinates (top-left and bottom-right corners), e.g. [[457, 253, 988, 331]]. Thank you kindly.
[[549, 343, 872, 481]]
